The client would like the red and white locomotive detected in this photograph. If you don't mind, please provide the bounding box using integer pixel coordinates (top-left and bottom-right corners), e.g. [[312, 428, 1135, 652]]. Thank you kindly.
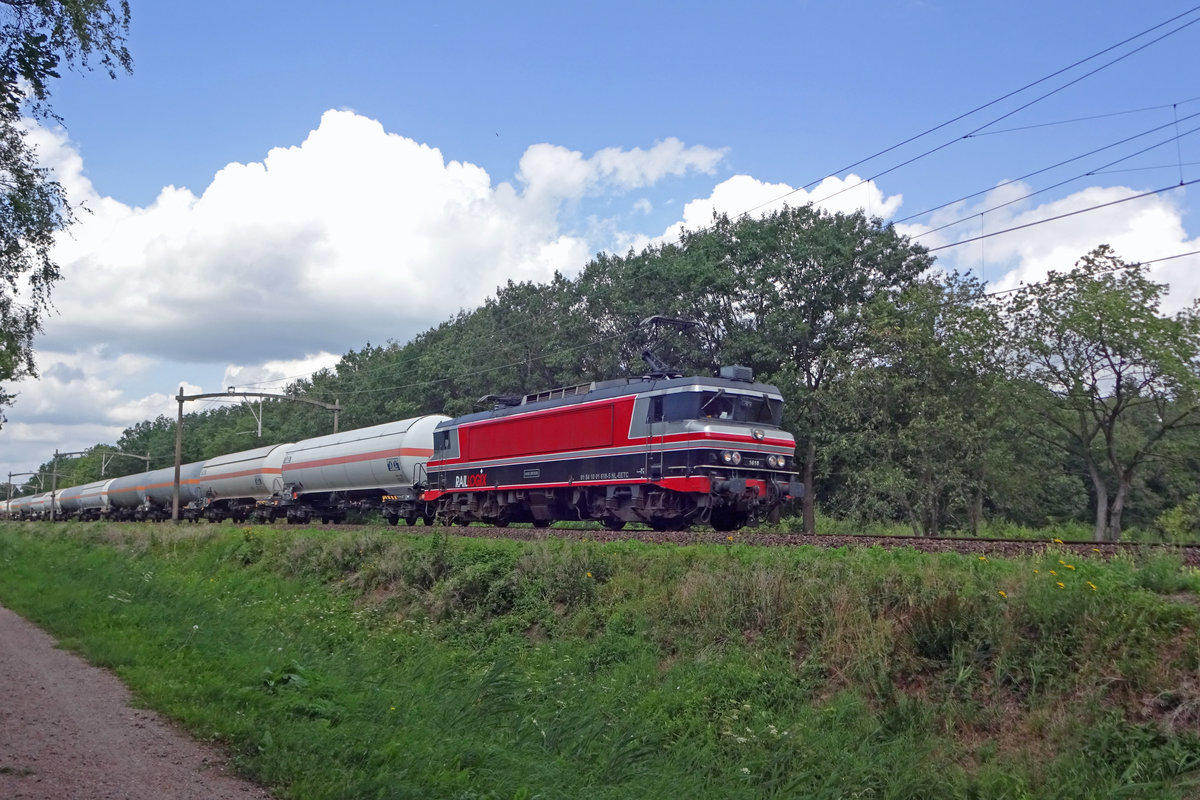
[[423, 365, 802, 531]]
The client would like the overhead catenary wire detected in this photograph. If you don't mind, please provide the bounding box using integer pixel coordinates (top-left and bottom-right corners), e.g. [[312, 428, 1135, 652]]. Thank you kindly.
[[746, 6, 1200, 218], [966, 96, 1200, 137], [909, 122, 1200, 242], [925, 179, 1200, 252], [893, 108, 1200, 227]]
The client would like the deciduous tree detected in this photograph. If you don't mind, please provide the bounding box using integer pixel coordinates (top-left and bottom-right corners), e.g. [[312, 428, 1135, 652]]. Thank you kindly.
[[1004, 245, 1200, 541], [0, 0, 131, 424]]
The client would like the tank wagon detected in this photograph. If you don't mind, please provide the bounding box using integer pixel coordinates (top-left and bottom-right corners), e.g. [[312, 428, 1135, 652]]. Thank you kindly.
[[25, 493, 52, 520], [56, 478, 117, 521], [108, 462, 205, 521], [5, 493, 46, 520], [7, 495, 27, 519], [196, 443, 291, 523], [57, 483, 87, 519], [274, 414, 448, 525], [77, 478, 116, 520], [424, 366, 802, 531]]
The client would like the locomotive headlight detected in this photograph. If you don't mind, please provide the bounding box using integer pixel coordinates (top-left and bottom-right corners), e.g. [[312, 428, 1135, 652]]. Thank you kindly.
[[721, 451, 734, 464], [731, 451, 742, 465], [767, 454, 779, 468]]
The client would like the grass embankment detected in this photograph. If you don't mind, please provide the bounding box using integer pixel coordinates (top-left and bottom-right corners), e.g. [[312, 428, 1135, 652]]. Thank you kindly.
[[0, 523, 1198, 799]]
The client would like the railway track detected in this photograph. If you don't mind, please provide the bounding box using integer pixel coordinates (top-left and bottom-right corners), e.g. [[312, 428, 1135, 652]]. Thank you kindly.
[[315, 521, 1200, 567]]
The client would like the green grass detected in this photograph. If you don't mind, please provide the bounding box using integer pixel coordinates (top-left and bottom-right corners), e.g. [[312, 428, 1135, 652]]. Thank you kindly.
[[1, 521, 1199, 799]]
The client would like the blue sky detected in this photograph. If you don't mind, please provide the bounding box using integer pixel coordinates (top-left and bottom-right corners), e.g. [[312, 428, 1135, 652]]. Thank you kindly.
[[4, 0, 1199, 483]]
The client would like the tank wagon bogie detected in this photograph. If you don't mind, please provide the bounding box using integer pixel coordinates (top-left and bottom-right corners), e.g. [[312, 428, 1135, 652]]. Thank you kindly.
[[423, 369, 803, 531]]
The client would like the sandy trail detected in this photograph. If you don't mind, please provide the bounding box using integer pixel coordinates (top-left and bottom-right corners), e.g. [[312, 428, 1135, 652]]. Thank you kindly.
[[0, 604, 272, 800]]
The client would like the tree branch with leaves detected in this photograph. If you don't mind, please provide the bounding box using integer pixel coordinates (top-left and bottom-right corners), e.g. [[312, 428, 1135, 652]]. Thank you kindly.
[[0, 0, 130, 425]]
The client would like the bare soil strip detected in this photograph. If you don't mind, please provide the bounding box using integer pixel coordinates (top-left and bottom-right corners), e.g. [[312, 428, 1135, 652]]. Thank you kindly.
[[0, 604, 272, 800]]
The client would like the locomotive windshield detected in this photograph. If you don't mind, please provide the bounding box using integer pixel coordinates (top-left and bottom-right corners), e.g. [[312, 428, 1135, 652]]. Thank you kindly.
[[651, 390, 783, 427]]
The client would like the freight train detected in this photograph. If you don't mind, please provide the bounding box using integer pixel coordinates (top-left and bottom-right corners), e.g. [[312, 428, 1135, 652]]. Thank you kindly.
[[3, 366, 802, 532]]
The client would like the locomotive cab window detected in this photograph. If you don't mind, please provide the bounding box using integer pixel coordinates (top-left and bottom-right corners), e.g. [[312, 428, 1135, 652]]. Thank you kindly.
[[650, 390, 783, 426]]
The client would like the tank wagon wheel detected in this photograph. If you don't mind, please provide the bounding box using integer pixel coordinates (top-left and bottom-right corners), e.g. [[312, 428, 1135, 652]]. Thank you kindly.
[[531, 519, 551, 529], [601, 517, 626, 531], [386, 514, 400, 526], [404, 513, 418, 526]]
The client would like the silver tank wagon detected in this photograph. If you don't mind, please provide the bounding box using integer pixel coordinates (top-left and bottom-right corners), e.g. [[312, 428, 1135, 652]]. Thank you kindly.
[[57, 484, 87, 519], [77, 478, 116, 520], [278, 414, 448, 524], [108, 463, 204, 521], [196, 442, 292, 522]]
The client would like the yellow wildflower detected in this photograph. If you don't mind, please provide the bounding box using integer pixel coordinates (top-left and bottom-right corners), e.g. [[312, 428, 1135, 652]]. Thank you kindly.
[[1056, 582, 1065, 589], [1052, 537, 1064, 544], [1066, 565, 1075, 570], [1087, 582, 1097, 591], [586, 571, 593, 578], [978, 556, 987, 561], [997, 590, 1007, 598], [1050, 570, 1057, 576]]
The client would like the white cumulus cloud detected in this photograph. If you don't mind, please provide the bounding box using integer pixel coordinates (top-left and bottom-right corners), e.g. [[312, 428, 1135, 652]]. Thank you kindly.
[[902, 181, 1200, 313], [2, 112, 730, 478]]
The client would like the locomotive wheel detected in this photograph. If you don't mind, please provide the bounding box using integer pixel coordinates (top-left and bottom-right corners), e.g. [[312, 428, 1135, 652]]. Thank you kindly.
[[531, 519, 551, 529], [422, 514, 435, 526], [710, 507, 744, 532], [601, 517, 625, 531]]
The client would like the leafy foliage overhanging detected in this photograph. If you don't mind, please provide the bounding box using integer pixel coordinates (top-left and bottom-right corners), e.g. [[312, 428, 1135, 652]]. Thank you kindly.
[[0, 0, 131, 420]]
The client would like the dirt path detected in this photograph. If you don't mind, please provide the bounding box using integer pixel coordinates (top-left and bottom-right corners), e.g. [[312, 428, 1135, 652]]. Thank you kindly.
[[0, 605, 273, 800]]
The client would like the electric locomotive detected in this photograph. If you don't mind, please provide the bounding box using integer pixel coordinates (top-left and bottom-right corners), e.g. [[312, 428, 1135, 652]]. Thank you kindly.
[[423, 365, 803, 531]]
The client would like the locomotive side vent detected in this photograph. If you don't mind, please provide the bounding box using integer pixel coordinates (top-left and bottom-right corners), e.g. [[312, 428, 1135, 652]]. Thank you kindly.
[[719, 365, 754, 383]]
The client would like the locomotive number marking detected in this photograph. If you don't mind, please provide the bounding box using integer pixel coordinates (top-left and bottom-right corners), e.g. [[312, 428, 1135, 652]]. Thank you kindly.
[[455, 473, 489, 489], [578, 471, 630, 481]]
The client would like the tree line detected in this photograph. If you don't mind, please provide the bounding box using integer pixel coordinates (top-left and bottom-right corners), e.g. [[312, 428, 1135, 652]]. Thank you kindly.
[[12, 207, 1200, 542]]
